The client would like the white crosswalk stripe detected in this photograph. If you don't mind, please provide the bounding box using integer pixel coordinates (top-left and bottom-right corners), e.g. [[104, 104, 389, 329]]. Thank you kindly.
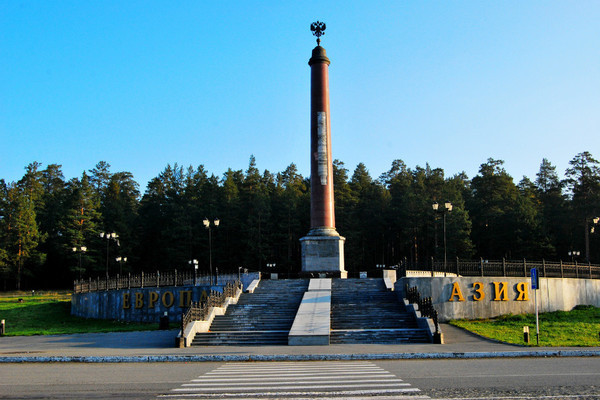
[[159, 361, 430, 399]]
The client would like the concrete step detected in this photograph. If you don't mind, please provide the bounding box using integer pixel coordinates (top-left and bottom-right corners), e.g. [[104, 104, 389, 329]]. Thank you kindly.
[[330, 278, 430, 344], [330, 328, 431, 344], [191, 279, 309, 346], [212, 318, 297, 325], [209, 324, 295, 330], [192, 330, 289, 346]]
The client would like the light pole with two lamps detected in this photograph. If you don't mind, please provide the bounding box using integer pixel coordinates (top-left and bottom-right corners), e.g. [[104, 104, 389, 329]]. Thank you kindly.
[[432, 202, 452, 271], [591, 217, 600, 234], [99, 232, 119, 278], [203, 218, 219, 285], [115, 256, 127, 276], [568, 250, 580, 263], [189, 259, 199, 285], [585, 216, 599, 263], [266, 263, 276, 277], [72, 246, 87, 279]]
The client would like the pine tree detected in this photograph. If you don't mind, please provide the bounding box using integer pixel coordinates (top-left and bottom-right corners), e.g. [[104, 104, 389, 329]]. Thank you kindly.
[[535, 158, 567, 258], [3, 183, 44, 289], [241, 156, 272, 270], [565, 152, 600, 262], [37, 164, 68, 286], [469, 159, 520, 259], [61, 173, 102, 278]]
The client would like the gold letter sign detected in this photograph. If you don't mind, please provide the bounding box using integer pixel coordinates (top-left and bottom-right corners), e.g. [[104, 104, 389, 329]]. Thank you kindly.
[[493, 282, 509, 301], [472, 282, 485, 301], [515, 282, 529, 301], [449, 282, 465, 302]]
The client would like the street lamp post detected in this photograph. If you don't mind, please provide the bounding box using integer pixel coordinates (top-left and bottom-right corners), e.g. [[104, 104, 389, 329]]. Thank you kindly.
[[592, 217, 600, 234], [72, 246, 87, 279], [203, 218, 219, 285], [189, 259, 199, 286], [568, 250, 580, 263], [585, 217, 599, 263], [115, 256, 127, 276], [432, 202, 453, 271], [266, 263, 276, 277], [100, 232, 119, 278]]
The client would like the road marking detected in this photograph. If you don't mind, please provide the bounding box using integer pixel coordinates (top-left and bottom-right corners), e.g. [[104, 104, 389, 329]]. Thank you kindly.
[[433, 396, 600, 400], [187, 378, 406, 385], [410, 372, 600, 379], [177, 383, 413, 390], [159, 361, 429, 399], [159, 389, 428, 400], [214, 364, 382, 370]]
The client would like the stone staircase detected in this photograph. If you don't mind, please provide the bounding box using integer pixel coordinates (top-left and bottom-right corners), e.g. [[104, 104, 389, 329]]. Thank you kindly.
[[330, 278, 431, 344], [191, 279, 309, 346]]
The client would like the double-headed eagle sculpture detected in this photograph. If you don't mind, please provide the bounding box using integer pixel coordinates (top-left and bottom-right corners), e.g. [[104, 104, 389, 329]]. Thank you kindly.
[[310, 21, 326, 45]]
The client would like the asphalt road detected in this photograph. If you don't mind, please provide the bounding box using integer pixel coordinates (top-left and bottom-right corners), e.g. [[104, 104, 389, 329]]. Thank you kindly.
[[381, 357, 600, 399], [1, 358, 599, 399]]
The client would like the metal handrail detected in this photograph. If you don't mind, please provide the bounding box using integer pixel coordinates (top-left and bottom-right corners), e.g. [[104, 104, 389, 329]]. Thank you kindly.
[[180, 280, 241, 334], [405, 284, 440, 335]]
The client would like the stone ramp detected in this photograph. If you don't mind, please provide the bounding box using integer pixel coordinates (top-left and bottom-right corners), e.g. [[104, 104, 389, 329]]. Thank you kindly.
[[192, 279, 309, 346], [288, 279, 331, 345], [330, 278, 431, 344]]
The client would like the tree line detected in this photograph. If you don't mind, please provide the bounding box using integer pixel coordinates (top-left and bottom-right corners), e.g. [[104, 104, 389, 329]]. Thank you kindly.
[[1, 152, 599, 290]]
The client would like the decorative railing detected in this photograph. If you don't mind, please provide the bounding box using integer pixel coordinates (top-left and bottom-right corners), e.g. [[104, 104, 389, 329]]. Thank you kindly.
[[180, 281, 241, 333], [73, 270, 240, 293], [405, 284, 440, 337], [223, 280, 240, 298], [398, 258, 600, 279]]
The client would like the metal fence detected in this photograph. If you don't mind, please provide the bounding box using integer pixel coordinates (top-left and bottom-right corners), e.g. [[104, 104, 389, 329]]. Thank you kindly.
[[181, 281, 241, 333], [400, 258, 600, 279], [73, 270, 240, 293]]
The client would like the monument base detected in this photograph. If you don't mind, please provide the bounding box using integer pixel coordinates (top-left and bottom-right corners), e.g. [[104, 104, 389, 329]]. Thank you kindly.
[[300, 231, 346, 277]]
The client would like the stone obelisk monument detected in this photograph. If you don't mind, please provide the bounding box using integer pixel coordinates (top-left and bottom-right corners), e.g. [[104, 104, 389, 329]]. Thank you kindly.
[[300, 21, 346, 277]]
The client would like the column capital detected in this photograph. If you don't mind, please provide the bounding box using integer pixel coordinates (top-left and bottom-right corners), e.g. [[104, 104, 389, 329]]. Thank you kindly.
[[309, 46, 330, 66]]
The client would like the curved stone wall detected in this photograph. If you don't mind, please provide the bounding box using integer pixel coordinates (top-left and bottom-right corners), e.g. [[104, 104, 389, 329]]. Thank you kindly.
[[71, 273, 259, 323], [72, 285, 215, 323], [399, 276, 600, 322]]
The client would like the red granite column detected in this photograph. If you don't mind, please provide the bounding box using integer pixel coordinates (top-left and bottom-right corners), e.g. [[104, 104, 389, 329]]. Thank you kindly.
[[301, 24, 345, 276], [308, 45, 337, 235]]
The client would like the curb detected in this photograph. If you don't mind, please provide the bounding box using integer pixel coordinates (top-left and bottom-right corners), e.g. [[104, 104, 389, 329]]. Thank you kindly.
[[2, 350, 600, 363]]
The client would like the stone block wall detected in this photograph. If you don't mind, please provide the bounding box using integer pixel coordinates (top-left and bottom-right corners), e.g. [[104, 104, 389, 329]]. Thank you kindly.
[[398, 276, 600, 322], [71, 272, 260, 323], [72, 285, 215, 323]]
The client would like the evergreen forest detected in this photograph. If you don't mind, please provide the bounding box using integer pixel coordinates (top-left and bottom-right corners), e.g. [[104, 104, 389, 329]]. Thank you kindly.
[[1, 152, 599, 290]]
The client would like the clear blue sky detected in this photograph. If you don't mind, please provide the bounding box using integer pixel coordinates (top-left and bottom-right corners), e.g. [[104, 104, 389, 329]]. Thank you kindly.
[[1, 1, 599, 190]]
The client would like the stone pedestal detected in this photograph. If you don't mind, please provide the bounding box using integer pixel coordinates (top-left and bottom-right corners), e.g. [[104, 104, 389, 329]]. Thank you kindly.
[[300, 230, 346, 277]]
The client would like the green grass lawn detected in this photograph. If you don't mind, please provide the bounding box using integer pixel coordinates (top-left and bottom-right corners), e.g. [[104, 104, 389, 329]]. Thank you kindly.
[[0, 292, 157, 336], [450, 305, 600, 347]]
